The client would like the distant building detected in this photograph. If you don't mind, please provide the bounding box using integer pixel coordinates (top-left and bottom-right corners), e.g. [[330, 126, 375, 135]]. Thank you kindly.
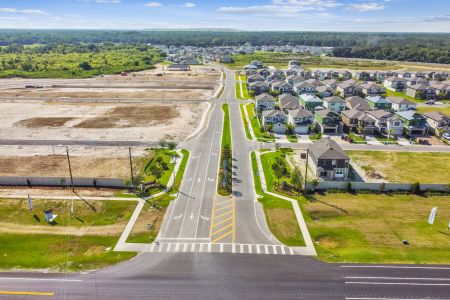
[[166, 63, 190, 71]]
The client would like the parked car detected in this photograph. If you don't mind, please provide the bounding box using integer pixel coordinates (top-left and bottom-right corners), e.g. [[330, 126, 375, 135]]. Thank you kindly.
[[442, 133, 450, 140], [426, 100, 435, 105]]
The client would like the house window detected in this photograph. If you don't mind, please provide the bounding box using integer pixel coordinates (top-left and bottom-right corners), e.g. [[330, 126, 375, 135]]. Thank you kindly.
[[320, 171, 327, 177], [332, 160, 336, 166], [335, 169, 344, 177]]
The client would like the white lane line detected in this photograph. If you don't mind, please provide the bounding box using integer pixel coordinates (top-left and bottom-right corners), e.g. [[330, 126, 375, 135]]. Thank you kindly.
[[248, 244, 252, 254], [178, 152, 202, 238], [345, 276, 450, 281], [341, 265, 450, 270], [0, 278, 82, 282], [183, 243, 188, 252], [190, 243, 195, 252], [256, 245, 261, 254], [194, 120, 217, 239], [346, 298, 450, 300], [199, 243, 204, 252], [272, 245, 277, 255], [264, 245, 269, 254], [167, 243, 172, 252], [174, 243, 180, 252], [220, 244, 224, 253], [158, 244, 163, 252], [281, 247, 286, 255], [208, 243, 212, 253], [289, 248, 294, 255], [346, 281, 450, 286], [232, 244, 236, 253], [240, 244, 244, 253], [150, 243, 156, 252]]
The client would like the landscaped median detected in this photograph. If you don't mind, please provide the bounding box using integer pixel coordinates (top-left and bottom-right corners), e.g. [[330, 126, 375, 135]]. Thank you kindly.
[[239, 103, 252, 140], [245, 103, 275, 142], [218, 104, 232, 195]]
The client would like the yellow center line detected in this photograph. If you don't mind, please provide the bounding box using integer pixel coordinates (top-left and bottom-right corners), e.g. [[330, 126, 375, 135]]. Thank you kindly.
[[232, 198, 236, 243], [209, 195, 217, 237], [213, 210, 233, 220], [211, 216, 233, 228], [212, 230, 233, 244], [213, 204, 234, 212], [0, 291, 54, 296], [211, 223, 233, 236]]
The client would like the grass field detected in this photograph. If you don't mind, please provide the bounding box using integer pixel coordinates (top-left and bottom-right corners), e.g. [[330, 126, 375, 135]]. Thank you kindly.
[[260, 151, 292, 192], [240, 104, 253, 140], [287, 134, 298, 143], [348, 132, 367, 144], [385, 90, 423, 103], [247, 103, 275, 142], [416, 106, 450, 116], [348, 151, 450, 183], [0, 198, 138, 271], [303, 193, 450, 264], [251, 152, 305, 246]]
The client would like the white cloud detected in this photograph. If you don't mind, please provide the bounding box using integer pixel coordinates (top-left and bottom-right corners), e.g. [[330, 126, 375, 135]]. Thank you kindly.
[[0, 7, 49, 15], [144, 2, 163, 7], [347, 2, 385, 12], [219, 0, 341, 16], [182, 2, 196, 8]]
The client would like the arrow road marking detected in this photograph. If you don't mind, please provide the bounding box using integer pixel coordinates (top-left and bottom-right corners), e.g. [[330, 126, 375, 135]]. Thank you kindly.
[[208, 178, 214, 182], [189, 212, 194, 220], [200, 215, 210, 221], [198, 178, 201, 182], [173, 214, 183, 220]]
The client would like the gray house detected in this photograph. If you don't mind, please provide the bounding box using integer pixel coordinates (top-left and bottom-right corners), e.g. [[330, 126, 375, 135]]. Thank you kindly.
[[308, 138, 350, 181]]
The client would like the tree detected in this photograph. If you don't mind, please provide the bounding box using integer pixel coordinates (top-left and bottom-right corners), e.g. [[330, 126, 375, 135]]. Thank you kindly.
[[286, 123, 294, 135], [79, 61, 92, 70], [272, 163, 284, 185], [167, 141, 177, 150], [291, 167, 303, 192], [150, 165, 163, 183]]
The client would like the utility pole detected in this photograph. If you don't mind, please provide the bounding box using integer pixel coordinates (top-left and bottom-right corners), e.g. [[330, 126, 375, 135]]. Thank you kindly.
[[66, 147, 74, 192], [303, 148, 309, 196], [129, 147, 134, 190]]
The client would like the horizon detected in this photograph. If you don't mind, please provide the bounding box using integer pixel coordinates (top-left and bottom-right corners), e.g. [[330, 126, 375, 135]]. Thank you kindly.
[[0, 0, 449, 33]]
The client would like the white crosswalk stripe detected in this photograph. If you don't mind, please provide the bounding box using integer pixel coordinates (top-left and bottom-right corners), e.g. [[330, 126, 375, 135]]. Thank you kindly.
[[146, 242, 298, 255]]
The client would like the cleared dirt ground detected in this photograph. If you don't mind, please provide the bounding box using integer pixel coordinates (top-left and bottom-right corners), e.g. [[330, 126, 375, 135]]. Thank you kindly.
[[0, 65, 220, 101]]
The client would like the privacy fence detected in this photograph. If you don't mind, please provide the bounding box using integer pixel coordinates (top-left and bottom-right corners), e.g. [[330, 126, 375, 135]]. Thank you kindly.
[[305, 181, 449, 192], [0, 176, 128, 188]]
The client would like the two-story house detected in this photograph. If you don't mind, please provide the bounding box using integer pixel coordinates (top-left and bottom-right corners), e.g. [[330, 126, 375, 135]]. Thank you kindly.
[[278, 93, 300, 112], [315, 109, 343, 134], [308, 138, 350, 181], [322, 79, 339, 90], [395, 111, 428, 136], [271, 81, 293, 94], [287, 108, 314, 134], [422, 111, 450, 136], [316, 85, 335, 98], [255, 93, 276, 113], [360, 82, 386, 96], [345, 96, 371, 111], [261, 110, 287, 134], [294, 82, 317, 95], [247, 74, 266, 83], [248, 81, 270, 95], [336, 82, 361, 98], [365, 96, 392, 110], [299, 94, 323, 112], [341, 109, 376, 134], [405, 84, 436, 100], [384, 77, 407, 92], [323, 96, 346, 113], [386, 96, 417, 112], [367, 110, 404, 136]]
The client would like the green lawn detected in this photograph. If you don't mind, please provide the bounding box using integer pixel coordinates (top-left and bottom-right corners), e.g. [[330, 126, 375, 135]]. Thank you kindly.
[[240, 104, 253, 140], [218, 104, 232, 195], [287, 134, 298, 143], [247, 103, 275, 142], [260, 151, 292, 193], [251, 152, 305, 246], [235, 83, 245, 100], [0, 198, 136, 227], [373, 132, 398, 144], [309, 132, 322, 141], [241, 82, 251, 99], [303, 193, 450, 264], [386, 90, 423, 104], [348, 151, 450, 183], [173, 149, 190, 191], [141, 149, 176, 193], [416, 106, 450, 116], [348, 132, 367, 144], [0, 234, 136, 271]]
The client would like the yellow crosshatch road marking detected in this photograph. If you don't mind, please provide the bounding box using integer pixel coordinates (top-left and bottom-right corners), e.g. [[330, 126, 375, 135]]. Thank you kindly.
[[210, 196, 235, 244], [0, 291, 54, 296]]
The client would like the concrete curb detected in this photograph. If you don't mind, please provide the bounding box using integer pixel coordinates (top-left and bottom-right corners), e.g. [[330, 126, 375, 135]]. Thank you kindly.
[[254, 150, 317, 256]]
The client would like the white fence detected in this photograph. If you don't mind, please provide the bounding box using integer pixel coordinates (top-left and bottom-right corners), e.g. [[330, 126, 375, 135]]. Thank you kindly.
[[0, 176, 128, 188], [306, 181, 449, 192]]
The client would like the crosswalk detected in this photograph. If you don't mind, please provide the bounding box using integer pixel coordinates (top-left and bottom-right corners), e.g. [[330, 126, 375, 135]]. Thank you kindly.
[[135, 242, 296, 255]]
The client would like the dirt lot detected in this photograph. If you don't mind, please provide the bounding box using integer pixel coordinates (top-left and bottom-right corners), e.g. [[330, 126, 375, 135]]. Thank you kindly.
[[0, 65, 220, 101], [0, 155, 131, 178], [0, 101, 208, 141]]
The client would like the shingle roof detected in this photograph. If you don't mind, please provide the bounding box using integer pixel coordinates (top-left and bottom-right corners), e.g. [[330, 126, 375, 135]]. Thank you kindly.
[[288, 108, 313, 118], [386, 96, 415, 105], [308, 137, 349, 160], [346, 96, 371, 111], [279, 94, 300, 110], [367, 109, 393, 120], [262, 109, 286, 118], [422, 111, 450, 122], [323, 96, 345, 103], [255, 93, 275, 102]]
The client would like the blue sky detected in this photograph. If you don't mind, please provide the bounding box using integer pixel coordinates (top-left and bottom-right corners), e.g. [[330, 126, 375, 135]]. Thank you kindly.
[[0, 0, 449, 32]]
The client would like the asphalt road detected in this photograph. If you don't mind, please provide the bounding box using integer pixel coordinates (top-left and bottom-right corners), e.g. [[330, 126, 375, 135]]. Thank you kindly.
[[1, 66, 449, 299]]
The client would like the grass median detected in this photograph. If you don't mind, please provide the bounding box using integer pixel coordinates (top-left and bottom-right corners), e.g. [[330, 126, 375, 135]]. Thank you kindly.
[[218, 104, 232, 195], [240, 104, 253, 140]]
